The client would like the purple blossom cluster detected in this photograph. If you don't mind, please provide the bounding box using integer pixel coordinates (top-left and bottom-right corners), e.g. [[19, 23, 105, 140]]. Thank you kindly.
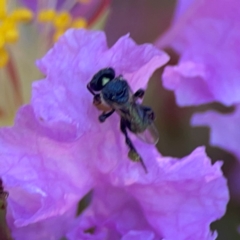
[[157, 0, 240, 194], [158, 0, 240, 107], [0, 26, 229, 240]]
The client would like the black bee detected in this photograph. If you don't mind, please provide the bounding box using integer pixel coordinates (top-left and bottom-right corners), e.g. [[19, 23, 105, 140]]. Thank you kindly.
[[87, 68, 159, 173]]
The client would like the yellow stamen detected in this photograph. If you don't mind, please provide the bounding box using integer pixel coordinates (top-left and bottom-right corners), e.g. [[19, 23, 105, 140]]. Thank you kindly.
[[0, 9, 7, 20], [0, 0, 7, 11], [0, 0, 33, 67], [0, 36, 5, 48], [38, 9, 56, 22], [0, 19, 15, 33], [10, 8, 33, 22], [0, 48, 9, 67], [0, 2, 8, 27], [53, 12, 72, 29], [71, 18, 87, 29], [53, 29, 65, 42], [37, 9, 88, 43], [5, 28, 19, 43]]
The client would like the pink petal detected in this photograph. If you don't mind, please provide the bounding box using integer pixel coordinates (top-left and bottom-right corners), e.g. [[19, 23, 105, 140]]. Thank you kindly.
[[157, 0, 240, 106], [66, 184, 157, 239], [10, 206, 77, 240], [0, 105, 94, 228], [162, 61, 214, 106], [121, 230, 155, 240], [32, 29, 169, 140], [67, 147, 228, 240], [191, 106, 240, 160], [125, 147, 228, 240], [0, 29, 228, 239]]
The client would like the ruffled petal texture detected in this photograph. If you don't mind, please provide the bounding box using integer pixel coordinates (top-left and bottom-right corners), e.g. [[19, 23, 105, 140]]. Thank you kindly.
[[0, 29, 229, 239], [157, 0, 240, 106], [67, 147, 228, 240], [191, 106, 240, 160], [10, 206, 77, 240], [0, 105, 94, 233], [121, 147, 228, 240], [32, 29, 169, 140]]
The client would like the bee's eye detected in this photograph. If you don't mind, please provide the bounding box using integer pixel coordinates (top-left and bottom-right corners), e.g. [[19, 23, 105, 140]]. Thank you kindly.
[[90, 68, 115, 91], [102, 77, 110, 86]]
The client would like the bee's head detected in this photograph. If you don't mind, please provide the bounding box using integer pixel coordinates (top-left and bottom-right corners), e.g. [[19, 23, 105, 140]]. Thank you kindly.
[[102, 78, 129, 104], [89, 68, 115, 92]]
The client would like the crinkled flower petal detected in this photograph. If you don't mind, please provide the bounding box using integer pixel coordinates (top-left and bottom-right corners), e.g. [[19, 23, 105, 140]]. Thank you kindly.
[[0, 29, 229, 239], [66, 184, 158, 239], [191, 106, 240, 160], [122, 147, 228, 240], [0, 29, 169, 236], [67, 147, 228, 240], [162, 61, 214, 106], [157, 0, 240, 106], [10, 206, 77, 240], [0, 105, 94, 228], [32, 29, 169, 140]]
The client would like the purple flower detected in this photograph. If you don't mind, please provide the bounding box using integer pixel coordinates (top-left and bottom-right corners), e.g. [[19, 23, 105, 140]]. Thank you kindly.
[[0, 29, 228, 239], [156, 0, 240, 106], [191, 107, 240, 161], [66, 147, 228, 240], [191, 107, 240, 200], [156, 0, 240, 199]]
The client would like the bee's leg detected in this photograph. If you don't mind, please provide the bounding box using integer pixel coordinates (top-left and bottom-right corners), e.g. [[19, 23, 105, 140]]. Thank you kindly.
[[98, 109, 115, 122], [87, 83, 96, 96], [144, 107, 155, 121], [120, 118, 148, 173], [133, 89, 145, 100]]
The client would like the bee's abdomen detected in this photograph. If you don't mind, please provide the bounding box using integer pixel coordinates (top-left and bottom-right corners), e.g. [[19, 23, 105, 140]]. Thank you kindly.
[[125, 105, 149, 133]]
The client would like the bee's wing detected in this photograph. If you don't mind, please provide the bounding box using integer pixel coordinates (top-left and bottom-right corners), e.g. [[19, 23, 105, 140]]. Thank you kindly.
[[136, 123, 159, 145]]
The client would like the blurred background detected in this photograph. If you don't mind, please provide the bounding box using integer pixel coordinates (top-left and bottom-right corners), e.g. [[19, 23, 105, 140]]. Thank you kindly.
[[0, 0, 239, 239]]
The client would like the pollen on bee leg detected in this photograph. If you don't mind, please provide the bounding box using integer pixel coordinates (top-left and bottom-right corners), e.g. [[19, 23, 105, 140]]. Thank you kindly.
[[128, 149, 141, 162], [128, 150, 148, 173]]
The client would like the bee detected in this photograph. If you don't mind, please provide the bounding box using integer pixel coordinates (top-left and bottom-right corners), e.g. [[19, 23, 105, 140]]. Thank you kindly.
[[87, 68, 159, 173]]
